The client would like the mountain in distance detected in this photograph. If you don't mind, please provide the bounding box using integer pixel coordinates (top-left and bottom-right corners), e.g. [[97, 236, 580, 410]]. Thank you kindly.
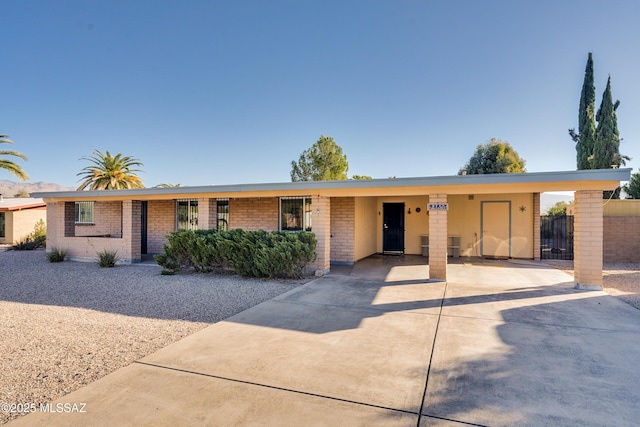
[[0, 180, 74, 197]]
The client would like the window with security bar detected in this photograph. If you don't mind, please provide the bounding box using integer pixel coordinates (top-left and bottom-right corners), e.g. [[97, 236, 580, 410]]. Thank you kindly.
[[217, 199, 229, 231], [75, 201, 94, 224], [280, 197, 312, 231], [176, 199, 198, 231]]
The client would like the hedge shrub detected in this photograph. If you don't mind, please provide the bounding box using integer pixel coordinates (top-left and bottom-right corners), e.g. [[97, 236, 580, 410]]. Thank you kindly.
[[155, 229, 317, 278]]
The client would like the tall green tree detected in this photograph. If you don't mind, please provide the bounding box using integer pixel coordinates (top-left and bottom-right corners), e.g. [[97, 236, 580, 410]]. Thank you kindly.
[[593, 77, 629, 199], [622, 170, 640, 199], [0, 134, 29, 181], [290, 135, 349, 181], [77, 149, 145, 190], [458, 138, 526, 175], [569, 53, 597, 170], [593, 77, 623, 169]]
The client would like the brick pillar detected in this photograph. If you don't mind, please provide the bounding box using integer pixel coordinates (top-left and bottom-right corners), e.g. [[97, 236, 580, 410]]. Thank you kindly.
[[122, 200, 142, 263], [574, 190, 603, 290], [533, 193, 541, 260], [312, 195, 331, 275], [197, 198, 216, 230], [429, 194, 448, 281], [63, 202, 76, 237], [46, 201, 66, 248]]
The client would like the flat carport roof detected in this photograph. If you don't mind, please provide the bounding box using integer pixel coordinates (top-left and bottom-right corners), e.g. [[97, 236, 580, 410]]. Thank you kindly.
[[33, 168, 631, 201]]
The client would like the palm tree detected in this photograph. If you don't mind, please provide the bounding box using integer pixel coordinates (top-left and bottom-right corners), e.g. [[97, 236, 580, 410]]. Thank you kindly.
[[77, 149, 145, 190], [0, 134, 29, 181]]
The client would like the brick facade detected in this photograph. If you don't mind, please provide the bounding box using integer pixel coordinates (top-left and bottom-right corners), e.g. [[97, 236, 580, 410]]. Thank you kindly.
[[147, 200, 175, 254], [229, 198, 279, 231], [312, 196, 330, 273], [603, 216, 640, 262], [533, 193, 541, 260], [330, 197, 355, 264], [75, 201, 122, 237], [429, 194, 448, 280], [574, 190, 603, 289]]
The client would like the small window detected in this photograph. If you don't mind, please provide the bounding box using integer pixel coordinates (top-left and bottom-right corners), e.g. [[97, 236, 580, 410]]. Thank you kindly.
[[176, 199, 198, 231], [75, 201, 94, 224], [280, 197, 312, 231], [0, 212, 5, 238], [217, 199, 229, 231]]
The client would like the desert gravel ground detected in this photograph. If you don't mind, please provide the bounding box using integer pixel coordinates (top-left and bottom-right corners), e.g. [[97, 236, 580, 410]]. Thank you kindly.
[[0, 250, 307, 425], [545, 259, 640, 310]]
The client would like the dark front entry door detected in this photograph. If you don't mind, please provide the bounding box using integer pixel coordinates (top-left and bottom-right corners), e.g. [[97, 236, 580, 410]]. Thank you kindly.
[[141, 201, 148, 255], [383, 203, 405, 253]]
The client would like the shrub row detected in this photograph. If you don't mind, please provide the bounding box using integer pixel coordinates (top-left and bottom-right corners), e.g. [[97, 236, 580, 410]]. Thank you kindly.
[[155, 229, 317, 279]]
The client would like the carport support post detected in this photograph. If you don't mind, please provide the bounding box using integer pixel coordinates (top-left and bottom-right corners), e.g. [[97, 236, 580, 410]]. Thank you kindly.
[[312, 195, 330, 275], [429, 194, 447, 281], [574, 190, 603, 290]]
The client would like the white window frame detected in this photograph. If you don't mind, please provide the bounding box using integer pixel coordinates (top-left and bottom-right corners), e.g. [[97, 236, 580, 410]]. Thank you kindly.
[[279, 197, 312, 232], [176, 199, 198, 231], [75, 201, 95, 224]]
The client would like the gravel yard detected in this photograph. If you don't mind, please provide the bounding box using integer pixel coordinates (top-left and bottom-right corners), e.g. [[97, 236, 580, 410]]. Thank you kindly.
[[0, 250, 307, 425], [1, 251, 638, 425], [545, 260, 640, 310]]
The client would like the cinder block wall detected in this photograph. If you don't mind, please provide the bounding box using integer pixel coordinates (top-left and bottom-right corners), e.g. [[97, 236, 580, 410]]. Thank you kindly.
[[229, 198, 278, 231], [330, 197, 355, 264], [603, 216, 640, 262]]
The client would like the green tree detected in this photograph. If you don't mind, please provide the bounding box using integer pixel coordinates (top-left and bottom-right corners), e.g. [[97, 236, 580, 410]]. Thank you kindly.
[[155, 183, 181, 188], [592, 77, 626, 169], [546, 201, 573, 216], [14, 188, 29, 198], [351, 175, 372, 180], [0, 134, 29, 181], [458, 138, 526, 175], [622, 170, 640, 199], [77, 149, 145, 190], [593, 77, 629, 199], [569, 53, 596, 170], [290, 135, 349, 181]]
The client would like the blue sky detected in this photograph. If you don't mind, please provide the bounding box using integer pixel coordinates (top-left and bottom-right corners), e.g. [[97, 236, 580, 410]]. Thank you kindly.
[[2, 1, 639, 188]]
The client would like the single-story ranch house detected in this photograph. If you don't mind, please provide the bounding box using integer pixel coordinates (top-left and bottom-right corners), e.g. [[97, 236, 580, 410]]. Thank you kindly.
[[0, 196, 46, 245], [34, 168, 631, 289]]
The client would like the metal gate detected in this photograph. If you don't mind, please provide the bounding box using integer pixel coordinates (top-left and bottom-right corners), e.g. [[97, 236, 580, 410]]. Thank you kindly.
[[540, 215, 574, 260]]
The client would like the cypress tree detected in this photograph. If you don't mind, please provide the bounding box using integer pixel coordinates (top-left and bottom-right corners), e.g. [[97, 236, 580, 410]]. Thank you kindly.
[[593, 76, 620, 170], [569, 53, 596, 170], [594, 76, 625, 198]]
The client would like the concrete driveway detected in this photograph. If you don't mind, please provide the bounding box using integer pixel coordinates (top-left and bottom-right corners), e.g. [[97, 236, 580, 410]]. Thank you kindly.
[[12, 256, 640, 426]]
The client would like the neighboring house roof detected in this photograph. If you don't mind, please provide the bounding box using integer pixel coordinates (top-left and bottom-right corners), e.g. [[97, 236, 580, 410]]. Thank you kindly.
[[32, 169, 632, 201], [0, 197, 46, 211]]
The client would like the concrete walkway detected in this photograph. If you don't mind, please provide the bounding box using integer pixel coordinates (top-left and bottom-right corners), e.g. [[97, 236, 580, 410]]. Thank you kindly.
[[12, 256, 640, 426]]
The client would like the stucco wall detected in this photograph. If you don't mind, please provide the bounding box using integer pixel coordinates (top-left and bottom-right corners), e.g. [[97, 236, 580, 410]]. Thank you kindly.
[[448, 193, 534, 259], [354, 197, 377, 261], [376, 196, 429, 255], [603, 199, 640, 216], [0, 207, 46, 244]]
